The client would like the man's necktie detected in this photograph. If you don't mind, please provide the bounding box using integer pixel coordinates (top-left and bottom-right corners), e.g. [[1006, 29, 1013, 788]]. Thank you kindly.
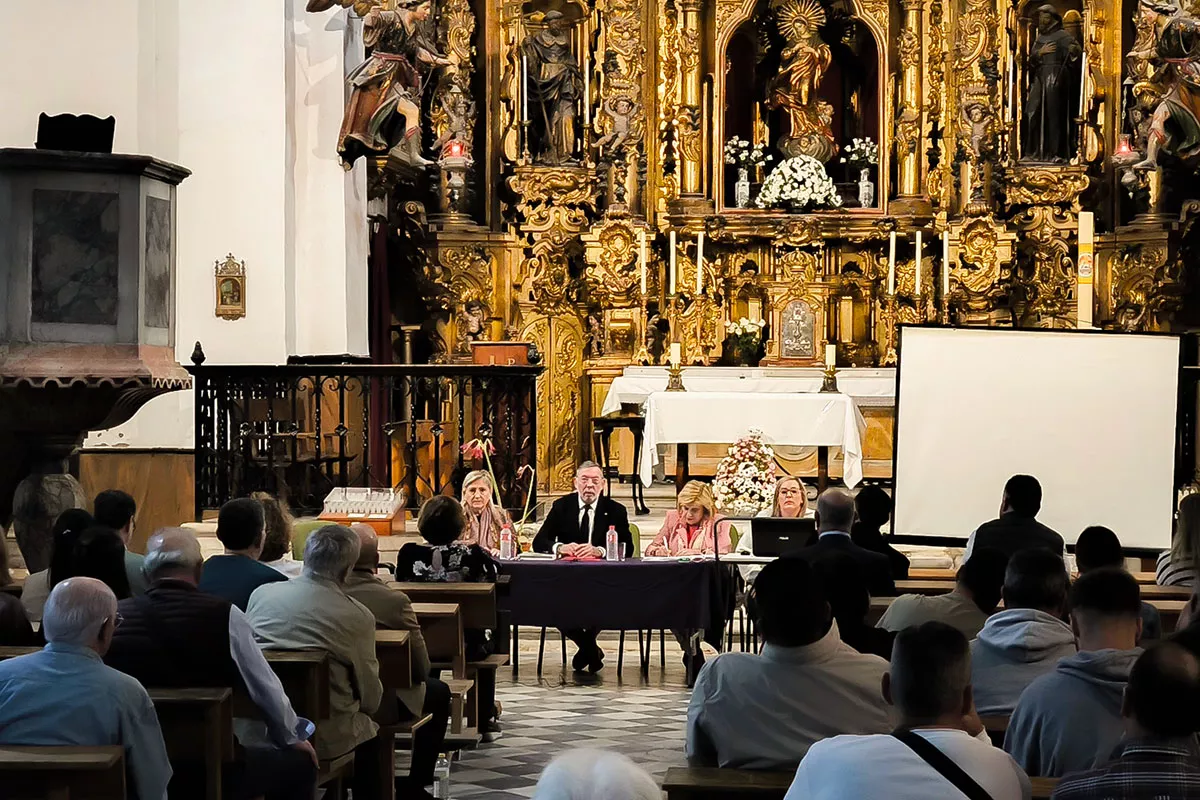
[[579, 504, 592, 544]]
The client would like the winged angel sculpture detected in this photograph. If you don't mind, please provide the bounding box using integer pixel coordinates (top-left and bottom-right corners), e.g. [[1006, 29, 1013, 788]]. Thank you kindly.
[[308, 0, 451, 168], [766, 0, 835, 161]]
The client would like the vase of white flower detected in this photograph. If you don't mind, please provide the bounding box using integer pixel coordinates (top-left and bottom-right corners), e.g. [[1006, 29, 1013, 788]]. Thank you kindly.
[[735, 167, 751, 209], [839, 137, 879, 209], [754, 155, 842, 212], [858, 168, 875, 208], [727, 316, 766, 365]]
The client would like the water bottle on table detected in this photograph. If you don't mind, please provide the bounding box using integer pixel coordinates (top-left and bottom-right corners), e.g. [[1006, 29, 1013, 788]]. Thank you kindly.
[[605, 525, 619, 561], [434, 753, 451, 799], [499, 523, 514, 560]]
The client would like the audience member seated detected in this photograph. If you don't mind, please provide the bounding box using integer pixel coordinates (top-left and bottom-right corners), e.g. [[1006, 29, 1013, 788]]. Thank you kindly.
[[878, 547, 1008, 639], [646, 480, 732, 557], [532, 461, 634, 673], [1052, 641, 1200, 799], [735, 476, 808, 584], [199, 497, 287, 611], [0, 577, 171, 800], [533, 749, 660, 800], [345, 523, 455, 787], [93, 489, 148, 595], [20, 508, 93, 623], [1076, 525, 1162, 641], [460, 469, 510, 556], [252, 491, 302, 579], [964, 475, 1064, 561], [686, 557, 891, 770], [0, 531, 35, 645], [812, 551, 895, 660], [971, 549, 1076, 715], [1158, 493, 1200, 588], [63, 525, 134, 601], [1005, 568, 1144, 777], [247, 525, 390, 797], [797, 488, 896, 597], [104, 528, 318, 800], [787, 621, 1032, 800], [851, 486, 910, 581]]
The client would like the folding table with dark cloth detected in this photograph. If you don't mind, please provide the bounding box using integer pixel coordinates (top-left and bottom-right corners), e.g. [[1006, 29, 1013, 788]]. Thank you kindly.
[[500, 559, 732, 684]]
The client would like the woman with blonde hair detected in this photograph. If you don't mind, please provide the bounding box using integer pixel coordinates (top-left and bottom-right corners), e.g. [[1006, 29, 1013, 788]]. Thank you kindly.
[[645, 480, 731, 557], [1158, 492, 1200, 587], [459, 470, 511, 557], [252, 491, 302, 578], [734, 475, 811, 583]]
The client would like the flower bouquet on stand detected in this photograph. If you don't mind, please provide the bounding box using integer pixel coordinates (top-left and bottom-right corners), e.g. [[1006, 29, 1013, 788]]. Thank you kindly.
[[723, 137, 772, 209], [712, 430, 777, 516], [839, 137, 879, 207], [726, 317, 766, 366], [755, 155, 842, 212]]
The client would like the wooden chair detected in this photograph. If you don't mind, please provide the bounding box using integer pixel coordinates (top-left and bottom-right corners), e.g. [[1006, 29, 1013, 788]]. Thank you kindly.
[[0, 746, 125, 800], [662, 766, 793, 799]]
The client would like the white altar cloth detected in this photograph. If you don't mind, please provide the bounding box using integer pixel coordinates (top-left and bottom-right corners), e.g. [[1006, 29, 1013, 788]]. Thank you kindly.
[[601, 366, 895, 415], [639, 391, 868, 488]]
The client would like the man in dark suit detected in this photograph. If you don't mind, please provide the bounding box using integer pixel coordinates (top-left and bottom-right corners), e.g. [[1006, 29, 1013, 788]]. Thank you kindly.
[[532, 461, 634, 672], [964, 474, 1063, 562], [796, 488, 896, 597]]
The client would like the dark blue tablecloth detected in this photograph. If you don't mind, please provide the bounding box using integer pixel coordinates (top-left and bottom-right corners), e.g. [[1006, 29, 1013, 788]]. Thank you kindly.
[[499, 559, 727, 631]]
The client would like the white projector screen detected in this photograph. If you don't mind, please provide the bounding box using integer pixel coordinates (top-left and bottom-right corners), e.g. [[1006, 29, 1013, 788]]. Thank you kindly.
[[893, 327, 1181, 551]]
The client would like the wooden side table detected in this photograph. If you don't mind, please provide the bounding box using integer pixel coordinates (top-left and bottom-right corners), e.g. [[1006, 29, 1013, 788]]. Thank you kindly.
[[591, 413, 650, 515]]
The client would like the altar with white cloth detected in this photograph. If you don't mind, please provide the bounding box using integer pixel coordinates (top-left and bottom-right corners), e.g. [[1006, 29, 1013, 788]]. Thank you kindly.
[[639, 390, 868, 488]]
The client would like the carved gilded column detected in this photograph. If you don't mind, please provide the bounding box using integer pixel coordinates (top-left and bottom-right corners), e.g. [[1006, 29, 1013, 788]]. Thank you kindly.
[[677, 0, 703, 198], [892, 0, 928, 214]]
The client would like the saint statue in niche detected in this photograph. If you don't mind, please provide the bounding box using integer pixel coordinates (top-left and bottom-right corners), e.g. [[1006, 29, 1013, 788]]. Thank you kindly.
[[522, 10, 584, 165], [766, 0, 834, 161], [321, 0, 451, 168], [1022, 4, 1082, 162]]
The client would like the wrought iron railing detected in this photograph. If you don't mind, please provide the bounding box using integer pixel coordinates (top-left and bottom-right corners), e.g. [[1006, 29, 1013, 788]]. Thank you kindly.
[[187, 346, 542, 518]]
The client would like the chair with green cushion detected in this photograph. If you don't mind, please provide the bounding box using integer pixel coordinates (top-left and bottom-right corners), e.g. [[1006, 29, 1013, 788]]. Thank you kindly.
[[291, 518, 326, 560], [728, 524, 740, 553]]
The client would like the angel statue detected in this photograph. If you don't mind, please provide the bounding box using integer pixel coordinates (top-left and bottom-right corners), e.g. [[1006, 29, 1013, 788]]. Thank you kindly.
[[766, 0, 833, 160], [308, 0, 451, 168], [1136, 10, 1200, 169]]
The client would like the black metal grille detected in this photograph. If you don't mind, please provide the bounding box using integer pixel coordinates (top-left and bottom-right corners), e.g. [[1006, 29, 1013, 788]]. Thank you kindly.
[[188, 360, 542, 518]]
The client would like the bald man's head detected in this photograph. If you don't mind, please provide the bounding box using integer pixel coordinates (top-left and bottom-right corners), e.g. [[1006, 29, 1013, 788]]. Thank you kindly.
[[43, 577, 118, 654], [816, 488, 856, 533], [144, 527, 204, 584], [351, 523, 379, 570]]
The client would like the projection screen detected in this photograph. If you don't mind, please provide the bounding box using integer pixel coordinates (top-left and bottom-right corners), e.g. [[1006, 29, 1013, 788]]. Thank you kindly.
[[892, 327, 1181, 551]]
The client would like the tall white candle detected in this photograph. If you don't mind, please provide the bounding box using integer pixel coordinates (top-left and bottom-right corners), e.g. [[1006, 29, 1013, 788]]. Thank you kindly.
[[521, 54, 529, 122], [825, 343, 837, 368], [942, 230, 951, 300], [887, 231, 897, 295], [669, 231, 677, 295], [914, 230, 923, 296], [1078, 211, 1095, 328], [583, 44, 591, 125], [638, 229, 648, 296], [695, 231, 704, 295], [669, 342, 682, 366]]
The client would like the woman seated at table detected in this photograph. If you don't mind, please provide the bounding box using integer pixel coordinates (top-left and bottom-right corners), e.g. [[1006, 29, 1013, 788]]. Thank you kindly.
[[460, 469, 510, 558], [645, 481, 731, 557], [396, 496, 499, 584], [734, 476, 810, 583]]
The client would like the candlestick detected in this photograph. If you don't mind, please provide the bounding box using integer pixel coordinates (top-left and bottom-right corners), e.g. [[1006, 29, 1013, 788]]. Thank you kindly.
[[914, 231, 923, 297], [695, 231, 705, 295], [669, 231, 677, 295], [887, 231, 897, 295], [942, 230, 951, 303], [638, 229, 648, 296], [669, 342, 682, 367]]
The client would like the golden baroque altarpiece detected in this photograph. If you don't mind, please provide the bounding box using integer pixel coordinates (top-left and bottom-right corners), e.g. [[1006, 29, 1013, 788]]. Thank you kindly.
[[311, 0, 1200, 491]]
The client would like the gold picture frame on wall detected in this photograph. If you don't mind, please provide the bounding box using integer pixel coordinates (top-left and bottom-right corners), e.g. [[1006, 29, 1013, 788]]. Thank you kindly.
[[214, 253, 246, 320]]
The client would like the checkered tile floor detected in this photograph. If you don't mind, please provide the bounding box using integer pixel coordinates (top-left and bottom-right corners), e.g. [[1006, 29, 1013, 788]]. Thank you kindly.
[[449, 682, 690, 798]]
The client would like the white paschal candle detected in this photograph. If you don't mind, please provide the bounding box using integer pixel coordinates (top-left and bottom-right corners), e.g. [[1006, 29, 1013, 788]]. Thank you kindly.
[[942, 230, 951, 300], [914, 230, 923, 296], [887, 231, 897, 295], [669, 342, 682, 366], [638, 229, 647, 295], [521, 55, 529, 122], [825, 343, 837, 368], [695, 231, 704, 294], [669, 231, 677, 295]]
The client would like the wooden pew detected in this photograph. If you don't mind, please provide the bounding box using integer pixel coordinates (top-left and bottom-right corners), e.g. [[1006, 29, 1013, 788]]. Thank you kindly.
[[980, 715, 1010, 747], [0, 646, 41, 660], [896, 579, 1192, 601], [413, 602, 466, 679], [871, 595, 1189, 631], [0, 580, 22, 599], [1031, 777, 1059, 799], [376, 629, 413, 692], [908, 568, 1161, 586], [662, 767, 792, 799], [0, 745, 125, 800], [148, 687, 233, 800]]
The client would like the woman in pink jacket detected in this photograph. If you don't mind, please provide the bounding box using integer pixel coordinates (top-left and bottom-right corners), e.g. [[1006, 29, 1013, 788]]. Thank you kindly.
[[645, 480, 732, 557]]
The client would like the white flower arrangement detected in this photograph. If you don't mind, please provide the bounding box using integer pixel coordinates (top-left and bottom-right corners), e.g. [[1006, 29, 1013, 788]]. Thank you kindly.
[[712, 429, 777, 516], [727, 316, 767, 339], [839, 137, 879, 170], [723, 137, 772, 169], [754, 155, 842, 211]]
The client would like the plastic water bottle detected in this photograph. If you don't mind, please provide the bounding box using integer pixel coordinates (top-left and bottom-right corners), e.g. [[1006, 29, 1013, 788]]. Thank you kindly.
[[499, 524, 514, 560], [434, 753, 451, 799], [605, 525, 619, 561]]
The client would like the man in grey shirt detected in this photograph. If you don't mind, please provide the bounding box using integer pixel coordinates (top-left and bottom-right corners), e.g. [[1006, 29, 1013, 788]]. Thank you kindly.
[[687, 557, 891, 770], [878, 547, 1008, 639]]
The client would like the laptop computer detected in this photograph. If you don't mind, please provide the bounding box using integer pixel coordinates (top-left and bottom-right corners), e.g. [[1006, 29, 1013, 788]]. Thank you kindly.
[[750, 517, 817, 558]]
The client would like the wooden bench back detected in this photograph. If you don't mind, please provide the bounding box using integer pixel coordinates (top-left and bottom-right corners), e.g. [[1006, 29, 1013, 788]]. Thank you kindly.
[[413, 602, 465, 678], [392, 582, 497, 629], [0, 745, 125, 800]]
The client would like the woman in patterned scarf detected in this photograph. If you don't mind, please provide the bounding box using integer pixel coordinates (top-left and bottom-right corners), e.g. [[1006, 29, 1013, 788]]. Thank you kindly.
[[459, 470, 510, 557]]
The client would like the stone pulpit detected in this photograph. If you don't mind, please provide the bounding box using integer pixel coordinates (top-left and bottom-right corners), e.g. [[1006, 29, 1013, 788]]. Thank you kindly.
[[0, 149, 191, 570]]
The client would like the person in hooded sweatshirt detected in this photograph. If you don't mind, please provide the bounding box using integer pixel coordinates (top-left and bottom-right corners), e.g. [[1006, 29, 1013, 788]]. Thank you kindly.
[[971, 548, 1077, 715], [1004, 568, 1144, 778]]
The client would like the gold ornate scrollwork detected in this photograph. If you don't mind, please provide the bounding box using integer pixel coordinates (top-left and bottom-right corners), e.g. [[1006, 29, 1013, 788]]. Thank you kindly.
[[426, 246, 494, 357], [582, 220, 640, 305], [955, 217, 1008, 313], [1012, 205, 1076, 325], [774, 217, 823, 249], [1111, 241, 1181, 332], [508, 166, 597, 315], [1005, 167, 1090, 208]]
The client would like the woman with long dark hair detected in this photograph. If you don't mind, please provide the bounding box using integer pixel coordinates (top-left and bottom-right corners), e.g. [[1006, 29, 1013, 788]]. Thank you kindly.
[[20, 508, 93, 623]]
